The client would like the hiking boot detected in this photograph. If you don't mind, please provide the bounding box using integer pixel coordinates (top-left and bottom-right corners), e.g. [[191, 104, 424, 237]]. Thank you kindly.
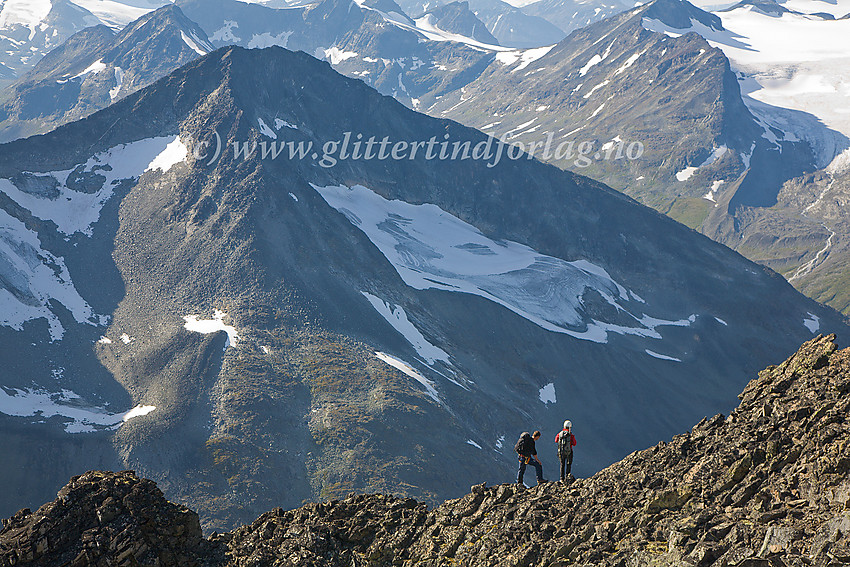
[[537, 479, 548, 485]]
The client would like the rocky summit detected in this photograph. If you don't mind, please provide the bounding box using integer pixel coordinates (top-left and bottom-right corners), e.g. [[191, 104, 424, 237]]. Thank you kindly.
[[0, 470, 211, 567], [3, 334, 849, 567]]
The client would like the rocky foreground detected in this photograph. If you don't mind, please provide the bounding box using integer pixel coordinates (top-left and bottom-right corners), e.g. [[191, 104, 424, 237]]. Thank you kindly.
[[2, 335, 849, 567]]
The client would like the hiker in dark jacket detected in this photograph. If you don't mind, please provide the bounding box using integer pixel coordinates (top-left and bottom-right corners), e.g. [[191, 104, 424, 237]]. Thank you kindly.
[[516, 430, 546, 485], [554, 420, 577, 481]]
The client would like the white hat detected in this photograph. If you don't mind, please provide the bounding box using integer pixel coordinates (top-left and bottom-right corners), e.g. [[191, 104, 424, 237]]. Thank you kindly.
[[563, 420, 572, 429]]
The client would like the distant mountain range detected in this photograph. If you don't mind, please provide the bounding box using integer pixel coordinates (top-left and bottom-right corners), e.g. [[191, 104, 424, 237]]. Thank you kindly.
[[0, 5, 212, 142], [428, 0, 850, 314], [5, 0, 849, 319], [522, 0, 634, 34], [0, 0, 171, 84], [1, 43, 844, 533]]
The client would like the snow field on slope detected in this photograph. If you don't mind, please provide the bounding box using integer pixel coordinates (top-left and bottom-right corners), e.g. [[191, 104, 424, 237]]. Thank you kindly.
[[183, 309, 239, 347], [361, 292, 450, 365], [69, 0, 166, 28], [0, 386, 155, 434], [312, 183, 695, 344], [181, 30, 211, 55], [0, 208, 103, 340], [0, 0, 52, 28], [375, 351, 442, 404], [643, 7, 850, 162], [0, 136, 186, 237], [0, 136, 187, 340]]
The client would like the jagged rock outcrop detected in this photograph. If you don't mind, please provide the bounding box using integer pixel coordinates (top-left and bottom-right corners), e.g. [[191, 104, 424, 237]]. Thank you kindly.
[[0, 471, 214, 567], [3, 335, 849, 566]]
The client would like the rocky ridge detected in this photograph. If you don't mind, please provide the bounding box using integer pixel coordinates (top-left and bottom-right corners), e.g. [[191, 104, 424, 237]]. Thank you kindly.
[[3, 334, 849, 566], [0, 471, 212, 567]]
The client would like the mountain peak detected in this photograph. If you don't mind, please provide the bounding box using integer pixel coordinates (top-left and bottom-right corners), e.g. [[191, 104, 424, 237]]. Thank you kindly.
[[723, 0, 792, 16], [641, 0, 725, 31], [109, 4, 214, 61], [0, 3, 213, 142], [421, 0, 500, 44]]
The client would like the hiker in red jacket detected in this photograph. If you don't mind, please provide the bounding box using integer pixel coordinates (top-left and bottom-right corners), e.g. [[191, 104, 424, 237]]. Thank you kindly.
[[554, 420, 577, 481]]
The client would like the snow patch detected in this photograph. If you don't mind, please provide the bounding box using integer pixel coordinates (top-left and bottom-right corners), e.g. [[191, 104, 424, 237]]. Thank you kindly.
[[676, 166, 699, 182], [375, 352, 441, 404], [803, 312, 820, 333], [248, 31, 293, 49], [58, 59, 106, 84], [258, 118, 277, 139], [180, 30, 210, 56], [312, 183, 695, 344], [615, 51, 643, 74], [211, 20, 241, 42], [362, 292, 450, 365], [676, 146, 728, 181], [0, 386, 155, 434], [183, 310, 239, 347], [704, 179, 725, 202], [601, 136, 623, 151], [0, 208, 104, 340], [147, 137, 188, 173], [583, 80, 609, 99], [579, 53, 603, 76], [513, 45, 555, 72], [466, 439, 482, 449], [275, 118, 298, 130], [322, 46, 358, 65], [538, 383, 556, 404], [109, 66, 125, 102], [496, 51, 521, 66], [645, 349, 682, 362]]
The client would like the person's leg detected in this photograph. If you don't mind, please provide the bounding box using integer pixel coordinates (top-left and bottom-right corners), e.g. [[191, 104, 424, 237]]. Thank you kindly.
[[559, 455, 565, 480], [532, 460, 543, 482], [517, 459, 526, 484], [565, 452, 573, 477]]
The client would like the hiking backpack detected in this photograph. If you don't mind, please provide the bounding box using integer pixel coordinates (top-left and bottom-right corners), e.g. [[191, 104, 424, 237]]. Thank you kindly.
[[557, 431, 573, 457], [515, 432, 532, 456]]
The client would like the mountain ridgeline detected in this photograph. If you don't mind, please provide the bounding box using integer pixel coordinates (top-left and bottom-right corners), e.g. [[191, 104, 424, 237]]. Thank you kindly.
[[0, 5, 213, 143], [5, 0, 850, 319], [2, 334, 849, 566], [0, 44, 846, 532]]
